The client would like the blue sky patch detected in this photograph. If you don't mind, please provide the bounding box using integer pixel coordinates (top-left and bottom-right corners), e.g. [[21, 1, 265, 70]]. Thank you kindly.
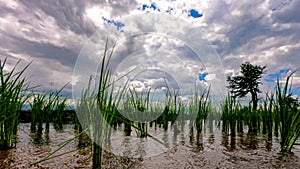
[[199, 72, 208, 82], [102, 17, 125, 30], [279, 69, 290, 74], [142, 4, 148, 11], [189, 9, 203, 18], [274, 86, 300, 97], [292, 88, 300, 97], [264, 69, 291, 83], [141, 3, 160, 12]]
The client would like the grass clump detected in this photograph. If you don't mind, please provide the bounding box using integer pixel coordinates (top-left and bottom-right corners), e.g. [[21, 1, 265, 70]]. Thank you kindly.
[[76, 40, 127, 169], [275, 71, 300, 153], [0, 58, 31, 149], [29, 86, 68, 134], [189, 86, 211, 145]]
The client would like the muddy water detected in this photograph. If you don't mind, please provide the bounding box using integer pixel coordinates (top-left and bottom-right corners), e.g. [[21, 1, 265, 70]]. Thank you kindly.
[[0, 123, 92, 168], [0, 122, 300, 169]]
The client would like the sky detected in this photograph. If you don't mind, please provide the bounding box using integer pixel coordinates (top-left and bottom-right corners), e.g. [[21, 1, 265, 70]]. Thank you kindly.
[[0, 0, 299, 100]]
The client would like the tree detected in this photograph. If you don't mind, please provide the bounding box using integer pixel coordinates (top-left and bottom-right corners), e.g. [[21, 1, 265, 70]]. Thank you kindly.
[[227, 62, 266, 111]]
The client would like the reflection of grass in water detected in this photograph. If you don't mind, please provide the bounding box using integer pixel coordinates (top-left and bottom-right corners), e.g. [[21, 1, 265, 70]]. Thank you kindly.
[[0, 58, 31, 150]]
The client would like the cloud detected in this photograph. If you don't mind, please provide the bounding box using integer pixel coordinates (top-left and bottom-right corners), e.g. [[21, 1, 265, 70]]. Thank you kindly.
[[271, 0, 300, 23], [195, 0, 300, 95], [1, 0, 299, 98], [18, 0, 97, 36]]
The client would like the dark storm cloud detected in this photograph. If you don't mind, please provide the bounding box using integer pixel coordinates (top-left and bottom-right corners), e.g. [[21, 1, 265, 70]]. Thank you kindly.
[[18, 0, 138, 35], [1, 0, 299, 97], [272, 0, 300, 23], [1, 34, 77, 67], [204, 0, 272, 56], [0, 5, 18, 17], [110, 34, 146, 71], [226, 17, 269, 52], [19, 0, 97, 36]]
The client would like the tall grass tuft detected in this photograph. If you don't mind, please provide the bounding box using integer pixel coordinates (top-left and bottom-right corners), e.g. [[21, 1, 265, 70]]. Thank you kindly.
[[259, 92, 274, 137], [53, 96, 67, 130], [127, 87, 150, 138], [76, 40, 128, 168], [189, 85, 211, 144], [30, 93, 46, 133], [275, 71, 300, 153], [29, 85, 67, 134], [221, 94, 236, 135], [0, 58, 31, 149]]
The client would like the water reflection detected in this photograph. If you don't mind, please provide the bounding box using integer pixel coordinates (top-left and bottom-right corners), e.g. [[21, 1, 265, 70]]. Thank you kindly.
[[222, 132, 262, 151], [78, 132, 90, 148], [179, 130, 185, 145], [31, 130, 50, 146], [44, 129, 50, 145], [195, 133, 204, 151], [1, 121, 300, 168], [230, 135, 236, 150], [240, 132, 258, 150], [207, 120, 215, 145], [208, 134, 215, 145], [189, 127, 195, 144], [122, 137, 132, 157]]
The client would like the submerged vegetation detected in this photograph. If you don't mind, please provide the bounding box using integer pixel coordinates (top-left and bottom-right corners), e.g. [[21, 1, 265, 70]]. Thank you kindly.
[[1, 51, 300, 168]]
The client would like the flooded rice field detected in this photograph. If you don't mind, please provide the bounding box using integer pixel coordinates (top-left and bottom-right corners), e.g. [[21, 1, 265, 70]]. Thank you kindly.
[[1, 121, 300, 169]]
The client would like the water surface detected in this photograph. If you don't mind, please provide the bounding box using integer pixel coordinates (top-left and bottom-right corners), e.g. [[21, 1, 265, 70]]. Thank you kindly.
[[1, 122, 300, 168]]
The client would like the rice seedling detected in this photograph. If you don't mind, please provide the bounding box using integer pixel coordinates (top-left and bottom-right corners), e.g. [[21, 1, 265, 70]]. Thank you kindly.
[[241, 104, 260, 134], [160, 84, 181, 135], [167, 87, 182, 135], [75, 71, 107, 168], [53, 97, 67, 131], [207, 108, 215, 134], [189, 85, 211, 144], [275, 71, 300, 153], [46, 85, 68, 131], [177, 101, 186, 131], [221, 93, 237, 136], [236, 106, 244, 134], [29, 93, 46, 133], [259, 92, 274, 137], [33, 40, 170, 168], [0, 58, 31, 149], [91, 40, 115, 168], [75, 40, 131, 168], [126, 87, 151, 138], [151, 101, 164, 130], [29, 85, 67, 134]]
